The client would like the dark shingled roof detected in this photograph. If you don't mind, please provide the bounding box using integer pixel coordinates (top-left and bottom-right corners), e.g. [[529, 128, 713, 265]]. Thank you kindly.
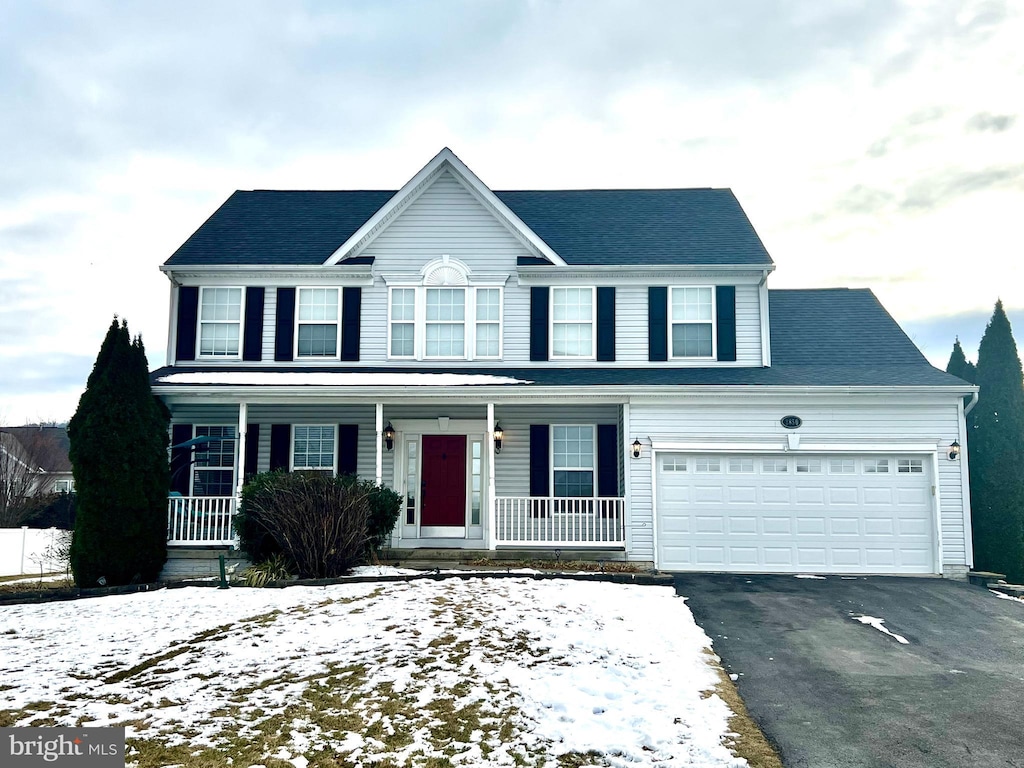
[[164, 188, 773, 267], [1, 427, 72, 472], [150, 289, 968, 389]]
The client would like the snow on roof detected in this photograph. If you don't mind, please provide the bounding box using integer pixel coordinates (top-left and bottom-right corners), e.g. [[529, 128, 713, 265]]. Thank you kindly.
[[156, 371, 533, 386]]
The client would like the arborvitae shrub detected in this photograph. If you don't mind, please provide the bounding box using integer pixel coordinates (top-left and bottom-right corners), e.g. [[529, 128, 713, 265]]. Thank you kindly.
[[68, 319, 169, 586]]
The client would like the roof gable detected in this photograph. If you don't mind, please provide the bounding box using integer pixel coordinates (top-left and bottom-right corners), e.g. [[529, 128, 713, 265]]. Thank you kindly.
[[325, 148, 565, 266]]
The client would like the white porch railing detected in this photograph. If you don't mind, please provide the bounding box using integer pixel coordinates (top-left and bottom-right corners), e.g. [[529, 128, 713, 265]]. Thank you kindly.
[[167, 496, 236, 545], [494, 496, 626, 546]]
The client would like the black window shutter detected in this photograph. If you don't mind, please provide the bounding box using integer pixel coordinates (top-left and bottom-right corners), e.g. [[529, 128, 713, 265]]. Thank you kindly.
[[529, 424, 550, 496], [269, 424, 291, 471], [529, 287, 549, 361], [597, 287, 616, 362], [243, 287, 265, 361], [597, 424, 619, 497], [275, 288, 295, 362], [716, 285, 737, 362], [338, 424, 359, 476], [175, 287, 199, 362], [170, 423, 193, 495], [244, 424, 260, 480], [648, 287, 668, 361], [341, 287, 361, 361]]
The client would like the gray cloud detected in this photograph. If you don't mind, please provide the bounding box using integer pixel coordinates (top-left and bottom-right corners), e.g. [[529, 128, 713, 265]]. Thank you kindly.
[[0, 1, 907, 201], [829, 164, 1024, 217], [901, 165, 1024, 210], [965, 112, 1017, 132], [0, 351, 94, 396]]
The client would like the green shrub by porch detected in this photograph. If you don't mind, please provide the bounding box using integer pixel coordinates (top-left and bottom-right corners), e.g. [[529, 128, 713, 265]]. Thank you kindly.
[[68, 318, 170, 586], [236, 471, 401, 578]]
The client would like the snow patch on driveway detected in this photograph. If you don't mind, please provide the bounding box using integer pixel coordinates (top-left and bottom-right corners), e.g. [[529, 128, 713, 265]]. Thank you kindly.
[[851, 614, 910, 644]]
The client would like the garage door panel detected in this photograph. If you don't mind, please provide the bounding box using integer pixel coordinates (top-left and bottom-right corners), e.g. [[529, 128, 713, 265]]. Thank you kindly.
[[763, 517, 791, 535], [762, 487, 791, 504], [729, 516, 757, 534], [796, 517, 826, 535], [657, 453, 936, 574], [728, 486, 757, 504]]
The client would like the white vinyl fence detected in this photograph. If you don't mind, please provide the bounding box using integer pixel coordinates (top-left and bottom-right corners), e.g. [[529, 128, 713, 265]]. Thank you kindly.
[[0, 527, 70, 577]]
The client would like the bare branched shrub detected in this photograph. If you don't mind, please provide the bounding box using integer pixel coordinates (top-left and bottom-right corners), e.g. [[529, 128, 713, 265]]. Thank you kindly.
[[239, 472, 371, 579]]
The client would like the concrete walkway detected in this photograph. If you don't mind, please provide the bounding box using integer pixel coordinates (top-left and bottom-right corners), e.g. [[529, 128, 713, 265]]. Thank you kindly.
[[674, 575, 1024, 768]]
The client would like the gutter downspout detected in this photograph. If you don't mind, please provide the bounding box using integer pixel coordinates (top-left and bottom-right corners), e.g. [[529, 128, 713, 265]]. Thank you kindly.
[[964, 390, 979, 415]]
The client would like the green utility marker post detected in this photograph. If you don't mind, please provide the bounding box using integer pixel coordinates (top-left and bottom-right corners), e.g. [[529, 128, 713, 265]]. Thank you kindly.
[[218, 554, 229, 589]]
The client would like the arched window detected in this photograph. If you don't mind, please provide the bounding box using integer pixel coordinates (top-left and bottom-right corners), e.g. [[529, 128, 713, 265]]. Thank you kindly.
[[387, 256, 503, 360]]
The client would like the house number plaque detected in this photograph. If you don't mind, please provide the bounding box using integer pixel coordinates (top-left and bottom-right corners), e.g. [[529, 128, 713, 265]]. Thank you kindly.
[[780, 415, 802, 429]]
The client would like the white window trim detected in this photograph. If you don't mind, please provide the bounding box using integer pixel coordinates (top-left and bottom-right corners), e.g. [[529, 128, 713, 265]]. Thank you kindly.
[[290, 424, 338, 472], [190, 424, 236, 497], [294, 287, 342, 360], [197, 286, 245, 360], [550, 423, 597, 498], [387, 285, 504, 361], [668, 285, 717, 361], [550, 286, 597, 361]]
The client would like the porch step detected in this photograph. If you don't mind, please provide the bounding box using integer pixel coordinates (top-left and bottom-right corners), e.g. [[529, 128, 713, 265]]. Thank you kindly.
[[380, 547, 632, 568], [160, 547, 249, 582]]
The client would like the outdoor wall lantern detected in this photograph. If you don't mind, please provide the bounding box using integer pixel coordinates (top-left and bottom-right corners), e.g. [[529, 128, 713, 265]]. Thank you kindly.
[[493, 422, 504, 454], [948, 440, 961, 461], [383, 422, 395, 451], [632, 439, 642, 459]]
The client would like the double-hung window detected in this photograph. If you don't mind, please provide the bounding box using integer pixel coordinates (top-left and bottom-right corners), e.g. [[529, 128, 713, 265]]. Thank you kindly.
[[670, 286, 714, 358], [552, 425, 595, 497], [198, 287, 243, 357], [390, 289, 416, 358], [425, 288, 466, 358], [296, 288, 340, 358], [192, 426, 235, 496], [292, 426, 336, 473], [552, 287, 594, 358], [475, 288, 501, 358]]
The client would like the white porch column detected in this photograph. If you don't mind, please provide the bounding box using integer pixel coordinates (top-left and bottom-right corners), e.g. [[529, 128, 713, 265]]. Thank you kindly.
[[375, 403, 384, 486], [487, 402, 496, 549], [622, 402, 631, 555], [235, 401, 248, 498]]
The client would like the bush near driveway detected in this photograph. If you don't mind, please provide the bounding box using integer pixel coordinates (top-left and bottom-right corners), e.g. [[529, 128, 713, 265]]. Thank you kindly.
[[235, 471, 401, 579]]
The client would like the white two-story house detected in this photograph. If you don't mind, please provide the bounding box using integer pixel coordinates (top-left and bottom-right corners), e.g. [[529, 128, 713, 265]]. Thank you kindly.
[[152, 148, 977, 578]]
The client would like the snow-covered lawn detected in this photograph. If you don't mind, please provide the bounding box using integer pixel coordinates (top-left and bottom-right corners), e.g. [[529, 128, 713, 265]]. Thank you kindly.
[[0, 577, 747, 767]]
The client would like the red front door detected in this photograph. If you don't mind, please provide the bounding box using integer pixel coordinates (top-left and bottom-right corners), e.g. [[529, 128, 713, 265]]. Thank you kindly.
[[420, 435, 468, 527]]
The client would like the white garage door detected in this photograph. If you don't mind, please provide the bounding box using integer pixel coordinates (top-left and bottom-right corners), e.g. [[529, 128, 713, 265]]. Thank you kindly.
[[656, 453, 936, 574]]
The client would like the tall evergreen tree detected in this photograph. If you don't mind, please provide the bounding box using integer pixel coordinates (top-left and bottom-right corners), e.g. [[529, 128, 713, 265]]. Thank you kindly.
[[946, 337, 976, 383], [968, 301, 1024, 582], [68, 318, 170, 586]]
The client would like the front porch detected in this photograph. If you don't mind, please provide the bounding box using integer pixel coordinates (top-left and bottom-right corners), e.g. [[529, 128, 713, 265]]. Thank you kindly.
[[164, 399, 636, 555], [166, 494, 628, 549]]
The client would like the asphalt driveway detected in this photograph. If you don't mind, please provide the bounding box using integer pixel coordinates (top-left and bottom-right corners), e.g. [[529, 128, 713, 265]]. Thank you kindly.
[[674, 575, 1024, 768]]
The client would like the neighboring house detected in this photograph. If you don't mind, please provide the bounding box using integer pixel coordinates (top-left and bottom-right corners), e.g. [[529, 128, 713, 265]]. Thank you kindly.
[[151, 148, 977, 578], [0, 426, 74, 528]]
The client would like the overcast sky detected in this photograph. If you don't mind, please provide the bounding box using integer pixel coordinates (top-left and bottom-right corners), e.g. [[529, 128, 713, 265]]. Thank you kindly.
[[1, 0, 1022, 424]]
